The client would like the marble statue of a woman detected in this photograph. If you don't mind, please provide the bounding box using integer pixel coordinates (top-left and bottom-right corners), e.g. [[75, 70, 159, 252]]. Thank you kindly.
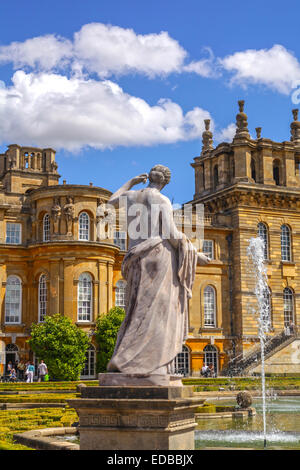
[[106, 165, 210, 383]]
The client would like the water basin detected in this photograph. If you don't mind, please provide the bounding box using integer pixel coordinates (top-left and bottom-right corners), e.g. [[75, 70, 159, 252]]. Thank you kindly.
[[195, 397, 300, 449]]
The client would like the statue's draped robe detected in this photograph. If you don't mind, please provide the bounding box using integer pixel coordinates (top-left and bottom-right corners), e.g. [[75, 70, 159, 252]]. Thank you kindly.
[[107, 236, 197, 375]]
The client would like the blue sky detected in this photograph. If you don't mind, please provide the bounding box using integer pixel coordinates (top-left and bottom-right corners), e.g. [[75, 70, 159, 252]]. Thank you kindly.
[[0, 0, 300, 203]]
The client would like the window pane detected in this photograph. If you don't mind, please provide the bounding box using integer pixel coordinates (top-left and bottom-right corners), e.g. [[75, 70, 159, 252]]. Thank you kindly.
[[5, 276, 21, 323], [174, 346, 190, 376], [281, 225, 291, 261], [81, 345, 96, 378], [202, 240, 214, 260], [38, 274, 47, 322], [114, 231, 127, 251], [283, 288, 294, 327], [115, 280, 126, 308], [79, 213, 89, 241], [204, 286, 216, 327], [78, 273, 92, 321], [43, 214, 50, 242], [204, 345, 218, 374], [6, 223, 21, 244]]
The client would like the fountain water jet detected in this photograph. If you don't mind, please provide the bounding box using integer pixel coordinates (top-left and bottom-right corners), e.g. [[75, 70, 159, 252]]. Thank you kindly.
[[247, 237, 271, 449]]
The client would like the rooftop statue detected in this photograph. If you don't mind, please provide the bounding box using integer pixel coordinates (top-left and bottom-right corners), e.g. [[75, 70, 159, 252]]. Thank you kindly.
[[106, 165, 210, 381]]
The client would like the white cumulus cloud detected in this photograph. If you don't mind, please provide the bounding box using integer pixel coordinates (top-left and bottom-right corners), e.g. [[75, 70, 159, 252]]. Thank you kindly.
[[215, 123, 236, 143], [0, 71, 212, 151], [220, 44, 300, 94], [0, 23, 217, 79], [72, 23, 187, 78], [0, 35, 73, 71]]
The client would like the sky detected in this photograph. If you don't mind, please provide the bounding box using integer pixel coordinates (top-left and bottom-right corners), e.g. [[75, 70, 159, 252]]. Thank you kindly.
[[0, 0, 300, 204]]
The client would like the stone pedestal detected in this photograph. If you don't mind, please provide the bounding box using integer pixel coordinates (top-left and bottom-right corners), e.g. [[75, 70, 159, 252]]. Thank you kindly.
[[68, 378, 205, 450], [99, 372, 183, 387]]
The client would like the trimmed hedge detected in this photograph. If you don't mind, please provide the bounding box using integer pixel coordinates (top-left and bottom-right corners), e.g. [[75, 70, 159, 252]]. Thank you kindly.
[[0, 380, 98, 392], [0, 393, 78, 403], [183, 376, 300, 391], [0, 407, 78, 449]]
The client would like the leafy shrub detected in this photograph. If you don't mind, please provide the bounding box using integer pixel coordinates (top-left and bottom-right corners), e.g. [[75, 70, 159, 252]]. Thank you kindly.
[[28, 314, 90, 381], [95, 307, 125, 372]]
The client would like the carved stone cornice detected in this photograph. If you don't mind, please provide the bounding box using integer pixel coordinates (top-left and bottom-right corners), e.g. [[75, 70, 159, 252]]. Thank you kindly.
[[194, 185, 300, 214]]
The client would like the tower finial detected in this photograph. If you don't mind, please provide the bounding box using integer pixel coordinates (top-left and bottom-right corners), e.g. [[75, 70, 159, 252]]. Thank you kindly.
[[255, 127, 262, 139], [238, 100, 245, 113], [235, 99, 250, 139], [201, 119, 213, 154], [292, 108, 299, 122], [291, 108, 300, 146]]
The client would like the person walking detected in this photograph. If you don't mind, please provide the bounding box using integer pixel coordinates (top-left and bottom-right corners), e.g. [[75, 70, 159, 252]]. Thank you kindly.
[[17, 360, 25, 381], [26, 362, 34, 383], [37, 360, 48, 382]]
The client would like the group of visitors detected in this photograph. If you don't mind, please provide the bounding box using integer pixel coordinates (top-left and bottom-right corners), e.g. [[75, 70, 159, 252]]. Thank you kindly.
[[200, 363, 216, 378], [5, 360, 48, 383]]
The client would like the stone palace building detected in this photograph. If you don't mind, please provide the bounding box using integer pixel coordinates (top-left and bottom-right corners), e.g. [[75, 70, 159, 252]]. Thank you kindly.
[[0, 101, 300, 378]]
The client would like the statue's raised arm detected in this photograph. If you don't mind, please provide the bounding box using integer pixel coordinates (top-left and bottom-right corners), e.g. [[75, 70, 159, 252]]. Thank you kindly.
[[108, 173, 148, 207]]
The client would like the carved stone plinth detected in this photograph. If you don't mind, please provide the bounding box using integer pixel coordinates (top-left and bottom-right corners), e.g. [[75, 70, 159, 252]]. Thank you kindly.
[[99, 372, 183, 387], [68, 385, 205, 450]]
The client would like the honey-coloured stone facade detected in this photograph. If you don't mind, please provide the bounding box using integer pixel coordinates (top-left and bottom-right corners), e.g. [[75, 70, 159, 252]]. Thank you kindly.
[[187, 103, 300, 375], [0, 145, 125, 378]]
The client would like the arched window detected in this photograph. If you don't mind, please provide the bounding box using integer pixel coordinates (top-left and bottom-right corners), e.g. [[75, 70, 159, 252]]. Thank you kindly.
[[81, 344, 96, 379], [213, 165, 219, 188], [78, 273, 92, 322], [251, 158, 257, 182], [38, 274, 48, 322], [5, 276, 22, 324], [283, 288, 295, 328], [115, 280, 127, 308], [204, 345, 218, 375], [79, 212, 90, 241], [204, 286, 216, 327], [173, 345, 190, 376], [273, 160, 281, 186], [257, 222, 268, 260], [43, 214, 50, 242], [281, 225, 292, 261]]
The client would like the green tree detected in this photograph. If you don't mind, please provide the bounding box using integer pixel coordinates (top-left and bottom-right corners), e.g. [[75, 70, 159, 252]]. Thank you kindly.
[[95, 307, 125, 372], [28, 314, 90, 381]]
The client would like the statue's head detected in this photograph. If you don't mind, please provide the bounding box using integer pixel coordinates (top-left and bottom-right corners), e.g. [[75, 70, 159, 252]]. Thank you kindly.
[[149, 165, 171, 189]]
